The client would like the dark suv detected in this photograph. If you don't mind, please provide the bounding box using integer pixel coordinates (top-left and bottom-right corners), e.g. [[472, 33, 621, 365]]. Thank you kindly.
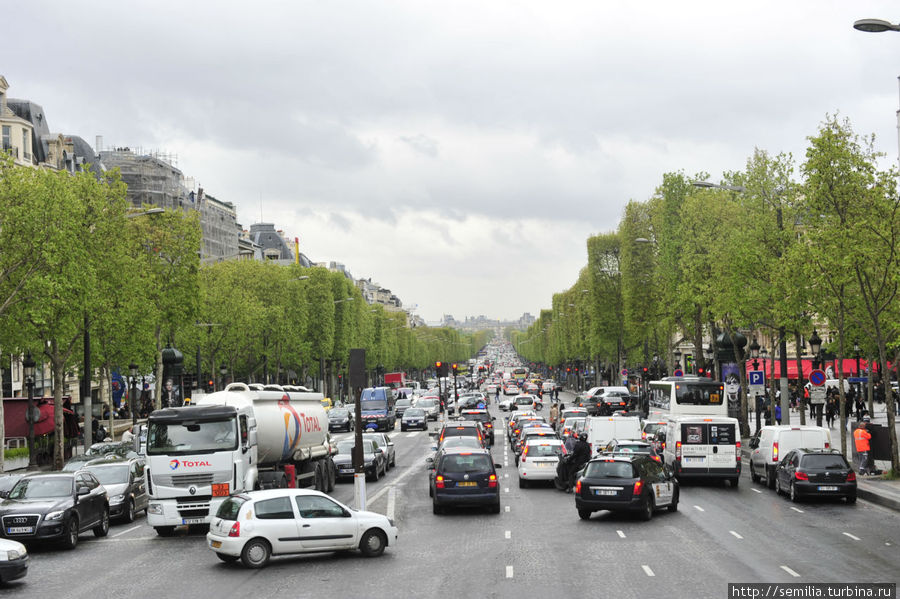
[[774, 448, 857, 503], [459, 410, 496, 445], [574, 455, 679, 521], [0, 471, 109, 549], [436, 421, 485, 447], [430, 448, 501, 514]]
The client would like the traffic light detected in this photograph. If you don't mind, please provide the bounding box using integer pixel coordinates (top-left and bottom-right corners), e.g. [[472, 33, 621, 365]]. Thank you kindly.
[[206, 379, 215, 392], [697, 367, 706, 377], [452, 363, 458, 374], [642, 366, 649, 379]]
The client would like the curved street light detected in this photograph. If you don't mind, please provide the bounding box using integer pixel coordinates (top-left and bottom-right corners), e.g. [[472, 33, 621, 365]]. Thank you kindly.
[[853, 18, 900, 33]]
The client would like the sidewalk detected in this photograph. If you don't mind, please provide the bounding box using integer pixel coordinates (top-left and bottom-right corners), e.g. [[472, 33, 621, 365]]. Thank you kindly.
[[746, 402, 900, 512]]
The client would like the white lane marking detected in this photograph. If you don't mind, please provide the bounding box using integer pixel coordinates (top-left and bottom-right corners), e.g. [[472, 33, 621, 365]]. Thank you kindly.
[[112, 525, 142, 538], [405, 432, 419, 439], [386, 487, 396, 521], [504, 487, 509, 493], [642, 565, 655, 577], [843, 532, 860, 541], [751, 488, 762, 494], [886, 542, 892, 546], [505, 530, 511, 539], [781, 565, 801, 578], [616, 530, 626, 538], [506, 565, 514, 579], [693, 505, 705, 512], [505, 506, 510, 512], [790, 507, 804, 513], [504, 473, 509, 478], [729, 530, 743, 539]]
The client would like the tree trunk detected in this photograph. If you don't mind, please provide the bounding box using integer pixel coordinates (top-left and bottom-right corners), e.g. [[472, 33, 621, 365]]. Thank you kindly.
[[867, 355, 875, 417], [693, 307, 704, 376], [878, 344, 900, 473], [0, 358, 5, 472], [51, 344, 65, 471], [154, 326, 163, 410], [794, 331, 806, 426]]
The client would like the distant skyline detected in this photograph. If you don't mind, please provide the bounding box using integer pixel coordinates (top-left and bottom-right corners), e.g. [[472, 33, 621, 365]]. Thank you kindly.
[[5, 1, 899, 322]]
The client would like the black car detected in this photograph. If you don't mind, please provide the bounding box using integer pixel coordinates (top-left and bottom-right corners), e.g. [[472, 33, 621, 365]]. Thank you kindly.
[[429, 448, 501, 514], [601, 439, 662, 463], [459, 409, 496, 445], [332, 439, 386, 482], [574, 455, 679, 521], [328, 408, 354, 433], [0, 471, 110, 549], [83, 457, 149, 522], [394, 398, 413, 419], [774, 448, 857, 503]]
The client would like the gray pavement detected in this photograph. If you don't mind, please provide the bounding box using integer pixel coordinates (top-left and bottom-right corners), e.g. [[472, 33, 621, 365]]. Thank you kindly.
[[3, 393, 899, 598]]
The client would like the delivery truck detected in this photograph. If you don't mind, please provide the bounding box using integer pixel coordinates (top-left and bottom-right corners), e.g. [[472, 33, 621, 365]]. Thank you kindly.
[[145, 383, 336, 536]]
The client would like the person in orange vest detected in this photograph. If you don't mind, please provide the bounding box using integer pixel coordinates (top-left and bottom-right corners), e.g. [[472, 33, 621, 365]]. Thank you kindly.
[[854, 418, 872, 475]]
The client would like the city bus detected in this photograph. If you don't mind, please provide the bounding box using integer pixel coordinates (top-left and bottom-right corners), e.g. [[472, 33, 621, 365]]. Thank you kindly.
[[648, 376, 727, 417], [511, 367, 528, 382]]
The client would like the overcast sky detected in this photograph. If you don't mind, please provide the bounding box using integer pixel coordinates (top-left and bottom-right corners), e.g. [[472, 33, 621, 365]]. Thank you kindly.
[[5, 1, 899, 323]]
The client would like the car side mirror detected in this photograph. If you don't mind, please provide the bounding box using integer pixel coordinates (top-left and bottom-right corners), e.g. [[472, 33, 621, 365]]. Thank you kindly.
[[77, 486, 90, 496], [749, 439, 759, 449], [0, 490, 9, 499]]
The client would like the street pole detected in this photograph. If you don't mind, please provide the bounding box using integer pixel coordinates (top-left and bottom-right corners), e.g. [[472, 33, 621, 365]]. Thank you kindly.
[[83, 314, 92, 452], [129, 363, 138, 449], [23, 353, 36, 468], [349, 349, 366, 510]]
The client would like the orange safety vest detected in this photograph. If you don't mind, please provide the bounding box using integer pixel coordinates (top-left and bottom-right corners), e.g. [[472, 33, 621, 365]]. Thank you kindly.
[[854, 428, 871, 452]]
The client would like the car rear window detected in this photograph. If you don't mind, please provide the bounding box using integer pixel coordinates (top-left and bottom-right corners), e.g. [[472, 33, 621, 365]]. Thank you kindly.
[[613, 444, 650, 454], [440, 454, 493, 473], [584, 461, 636, 479], [801, 454, 848, 470], [444, 426, 478, 437], [216, 496, 247, 520], [528, 444, 563, 457], [681, 423, 736, 445]]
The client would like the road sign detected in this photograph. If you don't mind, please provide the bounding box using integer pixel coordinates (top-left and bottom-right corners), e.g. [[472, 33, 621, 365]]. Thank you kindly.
[[748, 370, 765, 386], [621, 368, 628, 377], [673, 369, 684, 377], [809, 386, 827, 404], [809, 369, 826, 387]]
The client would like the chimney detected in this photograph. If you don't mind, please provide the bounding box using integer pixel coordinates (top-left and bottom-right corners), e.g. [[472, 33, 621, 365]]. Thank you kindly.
[[95, 135, 103, 153]]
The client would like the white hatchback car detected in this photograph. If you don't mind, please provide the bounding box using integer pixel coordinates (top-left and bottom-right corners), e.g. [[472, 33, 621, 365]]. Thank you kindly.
[[206, 489, 398, 568], [517, 438, 566, 488]]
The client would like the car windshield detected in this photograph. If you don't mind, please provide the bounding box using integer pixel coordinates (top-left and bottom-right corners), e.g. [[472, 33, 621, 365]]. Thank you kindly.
[[395, 399, 412, 408], [441, 454, 493, 473], [417, 399, 436, 408], [584, 461, 636, 479], [802, 454, 849, 470], [85, 464, 130, 485], [330, 408, 350, 418], [527, 444, 564, 457], [10, 476, 73, 499], [440, 438, 481, 450], [147, 418, 238, 455], [404, 408, 425, 417]]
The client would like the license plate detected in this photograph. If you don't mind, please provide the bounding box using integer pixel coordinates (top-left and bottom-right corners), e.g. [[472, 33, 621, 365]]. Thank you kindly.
[[535, 462, 551, 467], [594, 489, 617, 496], [683, 457, 705, 463], [182, 518, 206, 525], [457, 481, 478, 487], [210, 540, 222, 548], [818, 485, 838, 491], [339, 469, 353, 473], [6, 527, 32, 534]]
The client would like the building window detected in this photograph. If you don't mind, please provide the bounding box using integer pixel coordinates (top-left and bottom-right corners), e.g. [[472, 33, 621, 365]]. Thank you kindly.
[[22, 129, 29, 159], [1, 125, 10, 151]]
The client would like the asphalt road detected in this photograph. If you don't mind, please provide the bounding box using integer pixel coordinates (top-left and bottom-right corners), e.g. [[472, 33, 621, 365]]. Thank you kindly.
[[4, 392, 899, 599]]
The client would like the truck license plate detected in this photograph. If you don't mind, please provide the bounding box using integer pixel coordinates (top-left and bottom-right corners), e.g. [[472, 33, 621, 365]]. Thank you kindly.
[[182, 518, 206, 525], [7, 526, 32, 534]]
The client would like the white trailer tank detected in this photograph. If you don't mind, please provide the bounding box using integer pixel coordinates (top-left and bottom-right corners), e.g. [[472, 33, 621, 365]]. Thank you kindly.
[[194, 383, 329, 466]]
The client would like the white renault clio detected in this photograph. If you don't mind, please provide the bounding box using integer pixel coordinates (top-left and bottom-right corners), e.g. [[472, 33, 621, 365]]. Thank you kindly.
[[206, 489, 398, 568]]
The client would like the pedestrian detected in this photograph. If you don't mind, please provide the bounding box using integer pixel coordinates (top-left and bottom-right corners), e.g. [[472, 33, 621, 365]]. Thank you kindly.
[[853, 418, 872, 475], [825, 393, 836, 428], [121, 427, 134, 443], [549, 402, 559, 430], [775, 403, 782, 425]]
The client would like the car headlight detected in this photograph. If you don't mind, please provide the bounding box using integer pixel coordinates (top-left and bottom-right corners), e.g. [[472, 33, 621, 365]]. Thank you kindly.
[[110, 494, 126, 504], [45, 510, 66, 521], [7, 547, 26, 560]]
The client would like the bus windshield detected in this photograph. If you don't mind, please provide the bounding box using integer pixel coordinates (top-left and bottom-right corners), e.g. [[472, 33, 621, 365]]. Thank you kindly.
[[674, 383, 723, 406]]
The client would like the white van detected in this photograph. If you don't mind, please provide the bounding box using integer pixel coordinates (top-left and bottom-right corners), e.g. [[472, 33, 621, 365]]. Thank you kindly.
[[661, 416, 741, 485], [748, 425, 832, 489], [587, 416, 642, 454]]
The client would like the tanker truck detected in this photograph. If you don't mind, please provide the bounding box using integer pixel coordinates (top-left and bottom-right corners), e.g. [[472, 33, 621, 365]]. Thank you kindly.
[[145, 382, 336, 536]]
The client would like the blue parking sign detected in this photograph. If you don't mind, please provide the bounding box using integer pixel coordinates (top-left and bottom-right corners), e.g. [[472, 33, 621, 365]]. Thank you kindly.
[[748, 370, 765, 386]]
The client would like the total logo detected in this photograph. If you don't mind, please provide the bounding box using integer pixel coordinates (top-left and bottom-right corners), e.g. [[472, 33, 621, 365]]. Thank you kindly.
[[169, 459, 211, 470]]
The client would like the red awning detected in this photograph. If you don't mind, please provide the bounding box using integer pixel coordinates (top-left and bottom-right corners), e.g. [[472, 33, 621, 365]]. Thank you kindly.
[[3, 397, 70, 437], [747, 358, 891, 380]]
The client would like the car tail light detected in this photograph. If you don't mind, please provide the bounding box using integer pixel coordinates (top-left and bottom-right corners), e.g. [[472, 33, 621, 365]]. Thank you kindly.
[[847, 471, 857, 482], [794, 471, 809, 481], [228, 522, 241, 537], [652, 455, 661, 462], [632, 481, 643, 496], [735, 441, 741, 462], [488, 474, 498, 488], [825, 442, 830, 449], [521, 446, 529, 462], [574, 480, 582, 494], [436, 475, 445, 489], [772, 442, 779, 463], [675, 441, 682, 460], [642, 432, 647, 439]]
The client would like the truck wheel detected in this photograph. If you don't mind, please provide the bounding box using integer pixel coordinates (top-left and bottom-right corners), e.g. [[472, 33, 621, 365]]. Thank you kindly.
[[314, 463, 324, 491], [327, 462, 336, 492], [359, 529, 387, 557], [766, 466, 776, 489]]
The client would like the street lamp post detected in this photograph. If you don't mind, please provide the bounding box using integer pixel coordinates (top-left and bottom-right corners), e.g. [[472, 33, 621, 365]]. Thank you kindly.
[[673, 350, 682, 372], [704, 344, 715, 380], [129, 362, 138, 434], [808, 330, 824, 426], [219, 364, 228, 391], [854, 339, 862, 399], [749, 338, 761, 430], [23, 353, 36, 468]]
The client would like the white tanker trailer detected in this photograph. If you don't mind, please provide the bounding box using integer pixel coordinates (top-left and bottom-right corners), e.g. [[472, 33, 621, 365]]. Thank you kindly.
[[145, 383, 335, 536]]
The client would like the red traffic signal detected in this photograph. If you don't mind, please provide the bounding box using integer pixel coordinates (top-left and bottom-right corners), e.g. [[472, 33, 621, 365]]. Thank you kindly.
[[435, 361, 442, 369], [566, 367, 571, 373]]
